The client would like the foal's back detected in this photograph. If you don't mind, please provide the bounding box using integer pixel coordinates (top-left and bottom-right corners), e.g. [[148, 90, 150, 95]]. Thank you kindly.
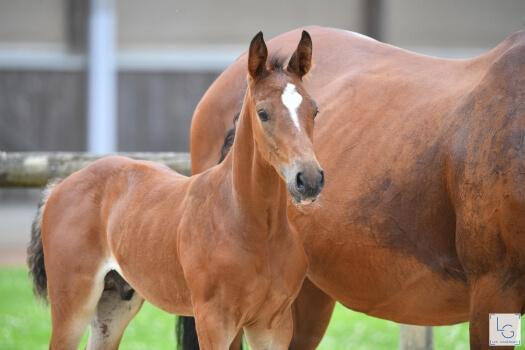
[[42, 156, 195, 312]]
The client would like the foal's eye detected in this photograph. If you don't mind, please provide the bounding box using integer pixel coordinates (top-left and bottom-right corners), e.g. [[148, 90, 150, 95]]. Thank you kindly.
[[258, 110, 269, 122]]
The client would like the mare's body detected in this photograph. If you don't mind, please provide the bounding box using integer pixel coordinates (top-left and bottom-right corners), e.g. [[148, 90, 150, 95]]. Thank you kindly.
[[188, 26, 525, 349]]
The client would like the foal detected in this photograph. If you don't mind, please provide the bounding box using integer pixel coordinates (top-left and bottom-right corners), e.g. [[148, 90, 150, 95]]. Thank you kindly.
[[28, 31, 323, 349]]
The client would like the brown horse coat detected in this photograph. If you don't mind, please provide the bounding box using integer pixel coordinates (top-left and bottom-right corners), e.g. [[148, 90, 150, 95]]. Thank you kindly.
[[28, 31, 324, 350], [189, 26, 525, 349]]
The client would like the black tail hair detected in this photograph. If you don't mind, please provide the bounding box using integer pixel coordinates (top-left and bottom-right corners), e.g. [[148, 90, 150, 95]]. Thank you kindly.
[[176, 113, 241, 349], [27, 178, 63, 303]]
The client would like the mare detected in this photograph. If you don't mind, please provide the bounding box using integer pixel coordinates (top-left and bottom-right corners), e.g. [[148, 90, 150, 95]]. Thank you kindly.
[[27, 31, 324, 349], [185, 26, 525, 349]]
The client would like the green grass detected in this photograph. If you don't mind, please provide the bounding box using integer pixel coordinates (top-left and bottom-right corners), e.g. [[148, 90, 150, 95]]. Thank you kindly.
[[0, 266, 510, 349], [318, 305, 471, 350], [0, 267, 176, 349]]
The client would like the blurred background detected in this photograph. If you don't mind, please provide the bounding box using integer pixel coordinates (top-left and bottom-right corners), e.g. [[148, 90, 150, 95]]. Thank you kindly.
[[1, 0, 525, 261], [1, 0, 525, 154]]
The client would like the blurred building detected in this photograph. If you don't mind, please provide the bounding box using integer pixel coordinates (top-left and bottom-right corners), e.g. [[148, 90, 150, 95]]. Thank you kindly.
[[0, 0, 524, 153]]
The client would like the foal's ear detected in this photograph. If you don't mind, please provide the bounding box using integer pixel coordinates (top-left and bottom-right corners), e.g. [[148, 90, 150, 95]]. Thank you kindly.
[[248, 32, 268, 80], [287, 30, 313, 78]]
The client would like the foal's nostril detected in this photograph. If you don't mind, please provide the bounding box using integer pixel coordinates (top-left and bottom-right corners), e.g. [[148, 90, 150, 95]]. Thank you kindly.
[[293, 168, 324, 199], [296, 171, 306, 193]]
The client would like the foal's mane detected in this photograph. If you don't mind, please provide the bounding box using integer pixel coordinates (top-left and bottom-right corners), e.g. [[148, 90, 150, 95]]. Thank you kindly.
[[268, 53, 288, 72], [217, 53, 290, 165]]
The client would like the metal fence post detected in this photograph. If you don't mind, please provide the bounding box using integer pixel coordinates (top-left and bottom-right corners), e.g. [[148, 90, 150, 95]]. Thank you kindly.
[[87, 0, 117, 154]]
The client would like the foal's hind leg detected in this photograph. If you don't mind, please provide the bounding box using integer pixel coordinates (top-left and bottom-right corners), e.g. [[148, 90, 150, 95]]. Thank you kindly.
[[47, 261, 106, 349], [86, 288, 144, 349]]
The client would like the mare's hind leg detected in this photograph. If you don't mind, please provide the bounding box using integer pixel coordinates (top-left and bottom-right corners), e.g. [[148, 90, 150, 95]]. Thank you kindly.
[[290, 277, 336, 349], [86, 276, 144, 350]]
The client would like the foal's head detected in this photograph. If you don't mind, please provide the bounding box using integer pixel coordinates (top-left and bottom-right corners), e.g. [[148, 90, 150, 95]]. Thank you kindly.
[[246, 31, 324, 204]]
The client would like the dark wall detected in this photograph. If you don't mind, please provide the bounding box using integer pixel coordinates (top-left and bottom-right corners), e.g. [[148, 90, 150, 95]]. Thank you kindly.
[[0, 71, 86, 152], [118, 71, 218, 152], [0, 70, 219, 153]]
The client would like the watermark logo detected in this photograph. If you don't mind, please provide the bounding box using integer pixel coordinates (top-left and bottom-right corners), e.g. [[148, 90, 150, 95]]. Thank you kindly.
[[490, 313, 521, 346]]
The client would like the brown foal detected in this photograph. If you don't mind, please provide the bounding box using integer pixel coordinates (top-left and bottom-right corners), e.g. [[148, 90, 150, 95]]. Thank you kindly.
[[28, 31, 323, 349]]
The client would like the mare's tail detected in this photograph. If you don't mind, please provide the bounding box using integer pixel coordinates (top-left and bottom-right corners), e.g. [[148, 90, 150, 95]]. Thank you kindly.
[[27, 178, 63, 303]]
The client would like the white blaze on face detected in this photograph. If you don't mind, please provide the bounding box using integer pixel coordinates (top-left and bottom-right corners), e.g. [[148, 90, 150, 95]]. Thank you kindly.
[[281, 83, 303, 132]]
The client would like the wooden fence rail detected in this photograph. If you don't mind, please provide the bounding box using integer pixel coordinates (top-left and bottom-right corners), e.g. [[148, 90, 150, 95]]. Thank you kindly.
[[0, 151, 433, 349], [0, 152, 191, 187]]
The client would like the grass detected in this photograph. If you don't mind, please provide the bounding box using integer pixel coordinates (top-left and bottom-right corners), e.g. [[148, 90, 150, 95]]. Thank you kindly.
[[0, 267, 176, 349], [0, 266, 514, 349]]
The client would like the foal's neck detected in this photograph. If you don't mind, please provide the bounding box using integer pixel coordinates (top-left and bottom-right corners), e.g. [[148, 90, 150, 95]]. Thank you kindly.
[[224, 91, 289, 224]]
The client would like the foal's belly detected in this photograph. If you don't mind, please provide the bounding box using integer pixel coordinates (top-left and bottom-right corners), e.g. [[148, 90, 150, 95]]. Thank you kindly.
[[108, 232, 194, 315], [116, 260, 194, 316]]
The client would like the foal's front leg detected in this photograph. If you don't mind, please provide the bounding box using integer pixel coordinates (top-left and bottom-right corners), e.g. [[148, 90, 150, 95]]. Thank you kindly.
[[243, 308, 294, 350], [193, 302, 240, 349]]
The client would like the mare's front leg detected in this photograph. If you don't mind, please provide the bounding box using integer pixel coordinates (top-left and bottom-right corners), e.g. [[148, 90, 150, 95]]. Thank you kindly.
[[290, 277, 336, 349], [457, 213, 525, 349], [468, 273, 523, 350]]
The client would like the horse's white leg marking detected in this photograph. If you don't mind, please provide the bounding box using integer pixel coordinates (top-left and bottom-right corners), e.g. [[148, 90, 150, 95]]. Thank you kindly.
[[86, 291, 144, 350], [104, 255, 123, 276], [86, 255, 143, 349], [282, 83, 303, 132]]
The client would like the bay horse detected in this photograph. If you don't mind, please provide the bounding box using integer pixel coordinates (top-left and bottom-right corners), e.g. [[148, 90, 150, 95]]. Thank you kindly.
[[185, 26, 525, 349], [27, 31, 324, 349]]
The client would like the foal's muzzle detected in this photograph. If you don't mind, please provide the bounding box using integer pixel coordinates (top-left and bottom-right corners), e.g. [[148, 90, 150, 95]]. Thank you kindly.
[[287, 164, 324, 204]]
